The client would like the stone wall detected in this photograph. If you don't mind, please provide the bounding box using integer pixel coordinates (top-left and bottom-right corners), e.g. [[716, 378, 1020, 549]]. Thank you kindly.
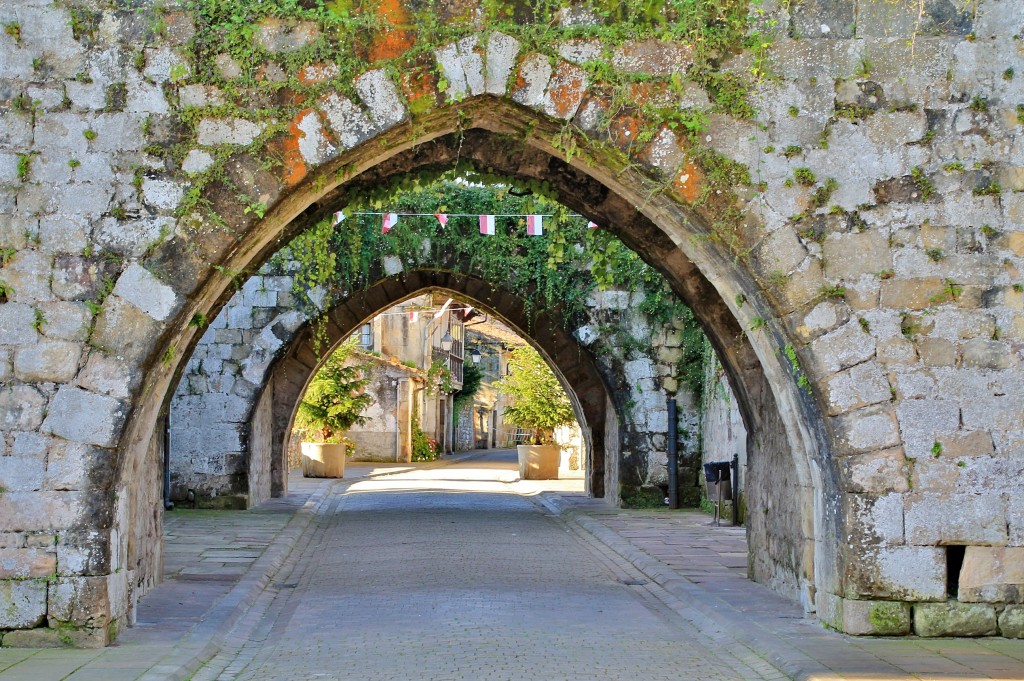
[[168, 274, 303, 505], [1, 0, 1023, 643], [343, 357, 423, 463], [701, 354, 748, 518]]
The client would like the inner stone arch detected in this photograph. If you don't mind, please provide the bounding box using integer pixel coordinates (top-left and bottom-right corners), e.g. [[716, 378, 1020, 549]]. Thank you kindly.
[[254, 277, 615, 501]]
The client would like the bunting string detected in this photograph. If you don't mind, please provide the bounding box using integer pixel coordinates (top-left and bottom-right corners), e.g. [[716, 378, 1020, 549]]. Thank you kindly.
[[331, 210, 601, 233]]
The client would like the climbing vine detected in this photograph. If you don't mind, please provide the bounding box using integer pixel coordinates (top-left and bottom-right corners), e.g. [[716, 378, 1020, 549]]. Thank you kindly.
[[268, 175, 712, 400], [150, 0, 768, 238]]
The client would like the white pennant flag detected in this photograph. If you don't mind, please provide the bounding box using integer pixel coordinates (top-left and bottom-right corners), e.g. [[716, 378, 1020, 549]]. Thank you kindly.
[[526, 215, 543, 236], [332, 211, 346, 226], [479, 215, 495, 235], [382, 212, 399, 233]]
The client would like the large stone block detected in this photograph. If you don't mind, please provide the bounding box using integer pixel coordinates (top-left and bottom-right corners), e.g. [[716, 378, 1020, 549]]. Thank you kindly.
[[0, 548, 57, 578], [354, 69, 406, 130], [872, 546, 946, 601], [839, 447, 910, 494], [319, 93, 377, 150], [809, 321, 876, 376], [0, 448, 45, 492], [896, 397, 962, 458], [90, 295, 162, 365], [959, 547, 1024, 603], [823, 231, 891, 280], [0, 491, 85, 532], [41, 386, 126, 448], [0, 303, 39, 345], [13, 339, 82, 383], [823, 361, 891, 416], [1000, 605, 1024, 638], [913, 602, 997, 637], [0, 579, 46, 628], [196, 117, 264, 146], [0, 385, 46, 431], [37, 301, 90, 342], [49, 572, 128, 629], [833, 404, 902, 455], [841, 598, 911, 636], [111, 264, 180, 322], [905, 494, 1007, 546], [485, 32, 519, 95]]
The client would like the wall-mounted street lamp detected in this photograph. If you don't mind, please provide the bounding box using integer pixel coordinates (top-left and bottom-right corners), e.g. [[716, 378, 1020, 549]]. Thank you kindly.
[[469, 348, 482, 364], [440, 330, 454, 353]]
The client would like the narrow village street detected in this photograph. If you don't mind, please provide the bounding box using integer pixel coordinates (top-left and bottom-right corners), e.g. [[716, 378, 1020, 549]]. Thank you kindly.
[[2, 452, 1023, 680]]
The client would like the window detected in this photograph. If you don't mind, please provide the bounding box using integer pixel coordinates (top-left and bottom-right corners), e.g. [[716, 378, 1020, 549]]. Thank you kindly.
[[358, 323, 372, 350]]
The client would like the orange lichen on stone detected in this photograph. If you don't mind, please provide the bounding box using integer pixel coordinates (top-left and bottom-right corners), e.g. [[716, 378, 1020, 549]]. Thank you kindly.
[[627, 82, 673, 108], [546, 63, 588, 120], [277, 109, 314, 187], [368, 0, 415, 63], [609, 114, 642, 150], [399, 59, 441, 116], [673, 161, 704, 203]]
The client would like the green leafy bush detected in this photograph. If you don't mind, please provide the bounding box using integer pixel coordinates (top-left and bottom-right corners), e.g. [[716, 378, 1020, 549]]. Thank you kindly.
[[494, 346, 575, 444], [295, 340, 373, 443]]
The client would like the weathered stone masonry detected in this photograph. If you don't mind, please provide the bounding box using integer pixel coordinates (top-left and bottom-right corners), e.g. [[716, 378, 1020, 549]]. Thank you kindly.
[[0, 0, 1022, 644]]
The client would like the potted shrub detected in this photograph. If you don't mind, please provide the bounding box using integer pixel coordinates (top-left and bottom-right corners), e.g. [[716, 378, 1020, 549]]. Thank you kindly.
[[294, 340, 373, 478], [494, 346, 576, 480]]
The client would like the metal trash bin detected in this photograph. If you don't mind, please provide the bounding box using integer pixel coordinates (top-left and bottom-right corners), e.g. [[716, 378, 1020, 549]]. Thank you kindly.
[[703, 462, 732, 501], [703, 461, 733, 526]]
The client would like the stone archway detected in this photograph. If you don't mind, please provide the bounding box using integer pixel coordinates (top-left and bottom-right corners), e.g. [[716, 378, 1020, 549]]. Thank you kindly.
[[122, 101, 828, 621], [7, 0, 1017, 644], [256, 275, 616, 501]]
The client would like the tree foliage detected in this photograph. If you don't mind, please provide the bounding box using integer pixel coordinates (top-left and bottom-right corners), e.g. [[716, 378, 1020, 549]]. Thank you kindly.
[[494, 346, 576, 444], [295, 340, 374, 442]]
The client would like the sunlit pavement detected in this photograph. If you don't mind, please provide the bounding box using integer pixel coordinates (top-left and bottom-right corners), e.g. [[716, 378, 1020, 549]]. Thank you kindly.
[[2, 451, 1022, 680]]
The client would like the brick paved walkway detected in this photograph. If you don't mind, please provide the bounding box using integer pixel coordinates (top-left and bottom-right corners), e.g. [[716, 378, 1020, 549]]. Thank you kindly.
[[2, 451, 1023, 680]]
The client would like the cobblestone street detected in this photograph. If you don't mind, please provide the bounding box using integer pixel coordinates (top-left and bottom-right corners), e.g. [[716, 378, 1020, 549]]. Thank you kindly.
[[2, 452, 1023, 680]]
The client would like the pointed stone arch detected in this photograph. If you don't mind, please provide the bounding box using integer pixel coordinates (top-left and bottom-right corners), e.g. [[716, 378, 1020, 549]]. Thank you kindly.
[[111, 99, 832, 623], [255, 273, 617, 501]]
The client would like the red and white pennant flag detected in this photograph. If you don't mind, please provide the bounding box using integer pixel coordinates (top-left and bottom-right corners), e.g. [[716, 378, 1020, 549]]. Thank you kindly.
[[332, 211, 346, 226], [435, 213, 448, 226], [588, 221, 599, 230], [479, 215, 495, 235], [382, 212, 399, 233], [526, 215, 543, 236]]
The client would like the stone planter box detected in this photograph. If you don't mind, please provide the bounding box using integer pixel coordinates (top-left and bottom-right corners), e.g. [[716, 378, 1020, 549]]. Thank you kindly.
[[301, 442, 346, 478], [517, 444, 560, 480]]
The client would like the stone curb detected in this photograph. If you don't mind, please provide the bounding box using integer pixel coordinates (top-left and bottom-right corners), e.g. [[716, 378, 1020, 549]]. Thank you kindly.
[[536, 491, 831, 681], [135, 453, 483, 680]]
